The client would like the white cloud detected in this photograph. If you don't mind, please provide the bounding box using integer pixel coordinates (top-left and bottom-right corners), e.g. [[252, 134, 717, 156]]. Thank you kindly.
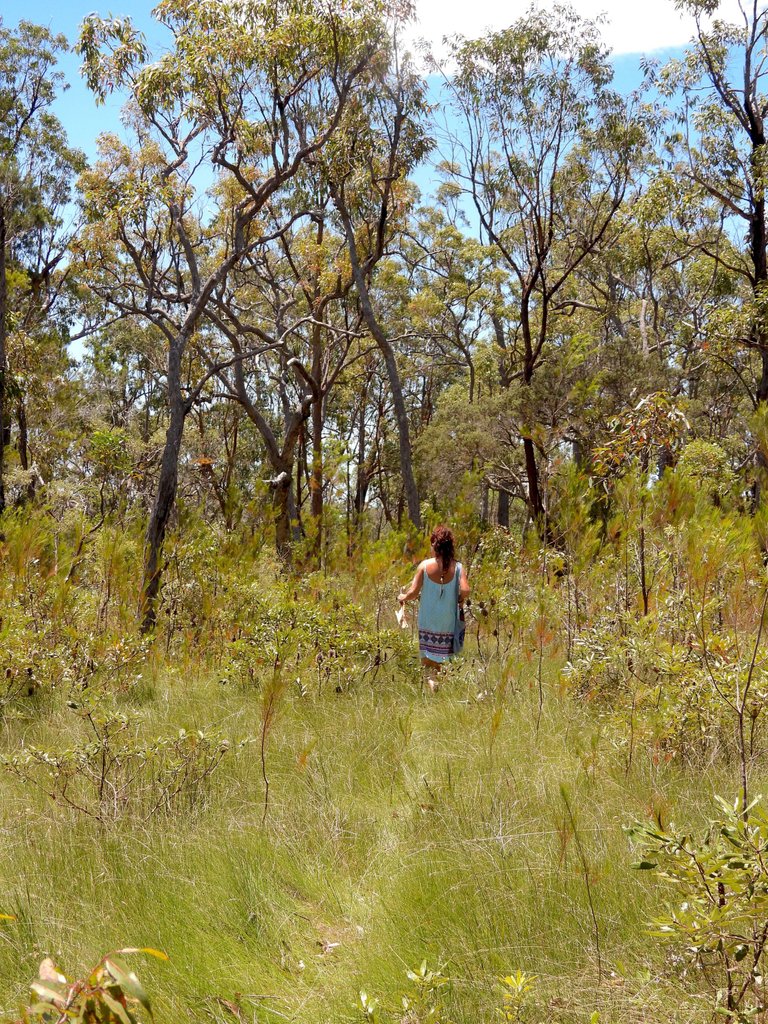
[[408, 0, 749, 57]]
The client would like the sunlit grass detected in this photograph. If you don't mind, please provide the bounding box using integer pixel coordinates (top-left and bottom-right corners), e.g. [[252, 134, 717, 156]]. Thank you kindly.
[[0, 642, 750, 1024]]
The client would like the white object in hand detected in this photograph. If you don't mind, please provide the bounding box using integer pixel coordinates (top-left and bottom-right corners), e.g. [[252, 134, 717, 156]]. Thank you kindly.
[[396, 603, 409, 629]]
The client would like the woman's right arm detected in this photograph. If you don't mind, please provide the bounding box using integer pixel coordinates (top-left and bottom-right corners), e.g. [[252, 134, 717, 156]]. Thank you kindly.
[[399, 563, 425, 604]]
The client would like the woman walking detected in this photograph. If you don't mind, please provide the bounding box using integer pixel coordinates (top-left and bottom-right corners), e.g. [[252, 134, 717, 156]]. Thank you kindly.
[[398, 525, 470, 692]]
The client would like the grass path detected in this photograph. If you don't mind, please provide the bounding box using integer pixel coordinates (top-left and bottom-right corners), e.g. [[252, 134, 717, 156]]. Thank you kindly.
[[0, 655, 752, 1022]]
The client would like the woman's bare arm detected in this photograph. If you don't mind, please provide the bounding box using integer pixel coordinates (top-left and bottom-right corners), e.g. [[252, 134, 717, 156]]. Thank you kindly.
[[399, 563, 425, 604], [459, 564, 470, 604]]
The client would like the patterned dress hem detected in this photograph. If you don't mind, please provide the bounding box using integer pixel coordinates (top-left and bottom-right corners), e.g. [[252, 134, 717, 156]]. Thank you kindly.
[[418, 629, 454, 663]]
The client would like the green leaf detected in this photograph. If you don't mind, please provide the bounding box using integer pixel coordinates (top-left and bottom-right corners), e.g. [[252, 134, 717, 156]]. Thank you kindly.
[[30, 979, 67, 1004], [101, 989, 135, 1024], [103, 958, 152, 1017], [115, 947, 169, 961]]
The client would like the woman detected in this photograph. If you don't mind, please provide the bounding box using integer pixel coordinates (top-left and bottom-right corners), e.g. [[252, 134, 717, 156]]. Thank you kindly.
[[398, 525, 470, 691]]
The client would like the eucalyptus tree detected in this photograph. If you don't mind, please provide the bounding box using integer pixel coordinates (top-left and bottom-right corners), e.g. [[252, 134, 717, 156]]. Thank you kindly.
[[659, 1, 768, 398], [204, 203, 367, 560], [653, 1, 768, 503], [403, 203, 492, 405], [442, 4, 641, 535], [0, 20, 83, 512], [326, 45, 433, 530], [76, 0, 394, 627]]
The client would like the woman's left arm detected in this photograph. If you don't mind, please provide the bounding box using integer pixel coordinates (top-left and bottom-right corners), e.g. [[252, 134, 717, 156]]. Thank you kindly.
[[459, 564, 471, 605]]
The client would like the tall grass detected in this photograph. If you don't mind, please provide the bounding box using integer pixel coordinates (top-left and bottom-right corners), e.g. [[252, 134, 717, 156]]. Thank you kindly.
[[1, 499, 766, 1022], [0, 648, 749, 1023]]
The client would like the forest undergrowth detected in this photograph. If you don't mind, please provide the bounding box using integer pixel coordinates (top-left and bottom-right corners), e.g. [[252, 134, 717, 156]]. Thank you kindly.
[[3, 470, 768, 1024]]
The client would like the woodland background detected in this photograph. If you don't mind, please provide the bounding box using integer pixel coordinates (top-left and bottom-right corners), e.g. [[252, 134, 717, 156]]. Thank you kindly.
[[4, 1, 768, 1022]]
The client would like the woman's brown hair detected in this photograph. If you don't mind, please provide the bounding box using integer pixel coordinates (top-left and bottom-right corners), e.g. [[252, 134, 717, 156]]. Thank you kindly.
[[430, 525, 455, 574]]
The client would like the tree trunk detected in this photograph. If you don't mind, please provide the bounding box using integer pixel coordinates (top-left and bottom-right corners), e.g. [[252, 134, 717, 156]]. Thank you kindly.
[[750, 165, 768, 507], [497, 488, 509, 528], [310, 321, 323, 560], [354, 392, 368, 527], [337, 202, 421, 528], [0, 206, 7, 516], [288, 476, 301, 543], [523, 434, 545, 525], [520, 288, 547, 537], [15, 399, 36, 504], [272, 469, 293, 561], [140, 340, 187, 632], [17, 400, 28, 471], [753, 191, 768, 403], [383, 346, 420, 528]]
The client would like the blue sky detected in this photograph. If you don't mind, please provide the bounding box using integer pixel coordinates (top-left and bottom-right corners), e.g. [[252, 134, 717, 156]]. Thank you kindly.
[[1, 0, 697, 172]]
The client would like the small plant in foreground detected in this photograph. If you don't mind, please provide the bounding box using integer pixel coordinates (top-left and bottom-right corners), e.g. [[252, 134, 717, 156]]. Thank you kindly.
[[497, 970, 537, 1022], [358, 960, 451, 1024], [401, 960, 450, 1023], [12, 947, 167, 1023], [631, 796, 768, 1021], [1, 692, 235, 822], [359, 989, 380, 1023]]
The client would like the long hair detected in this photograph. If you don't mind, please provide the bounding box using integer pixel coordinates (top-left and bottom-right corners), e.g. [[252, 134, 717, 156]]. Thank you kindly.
[[430, 525, 455, 574]]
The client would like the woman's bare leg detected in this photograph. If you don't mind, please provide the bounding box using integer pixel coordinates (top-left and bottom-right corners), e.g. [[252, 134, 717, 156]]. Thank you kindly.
[[421, 657, 441, 693]]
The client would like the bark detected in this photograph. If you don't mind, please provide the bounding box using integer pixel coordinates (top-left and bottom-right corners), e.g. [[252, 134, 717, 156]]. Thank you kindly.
[[491, 310, 512, 389], [140, 339, 187, 632], [748, 113, 768, 505], [522, 434, 545, 523], [354, 390, 368, 526], [14, 399, 36, 505], [224, 343, 312, 560], [272, 469, 293, 560], [0, 206, 7, 515], [753, 190, 768, 402], [310, 319, 323, 559], [17, 401, 28, 471], [520, 284, 550, 537], [497, 488, 510, 528], [337, 204, 421, 528]]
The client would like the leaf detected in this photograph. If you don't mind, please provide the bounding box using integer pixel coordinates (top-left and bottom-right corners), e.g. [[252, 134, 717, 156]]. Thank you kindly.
[[115, 947, 169, 961], [39, 958, 67, 984], [30, 979, 67, 1006], [101, 989, 135, 1024], [632, 860, 659, 870], [103, 958, 153, 1017]]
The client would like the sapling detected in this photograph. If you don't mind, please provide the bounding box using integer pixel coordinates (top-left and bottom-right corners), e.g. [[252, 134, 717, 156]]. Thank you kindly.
[[632, 797, 768, 1022]]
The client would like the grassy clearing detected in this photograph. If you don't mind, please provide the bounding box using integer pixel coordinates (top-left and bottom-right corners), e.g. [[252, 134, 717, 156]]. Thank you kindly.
[[0, 644, 754, 1024]]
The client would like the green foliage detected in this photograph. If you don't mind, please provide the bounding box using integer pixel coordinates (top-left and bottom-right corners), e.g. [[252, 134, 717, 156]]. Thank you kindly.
[[1, 695, 235, 823], [496, 970, 537, 1023], [8, 1, 768, 1021], [631, 797, 768, 1021], [592, 392, 689, 478], [13, 948, 166, 1023], [359, 961, 451, 1024]]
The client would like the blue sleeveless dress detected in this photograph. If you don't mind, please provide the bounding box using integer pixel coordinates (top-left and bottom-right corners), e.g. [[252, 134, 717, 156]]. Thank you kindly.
[[418, 563, 461, 663]]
